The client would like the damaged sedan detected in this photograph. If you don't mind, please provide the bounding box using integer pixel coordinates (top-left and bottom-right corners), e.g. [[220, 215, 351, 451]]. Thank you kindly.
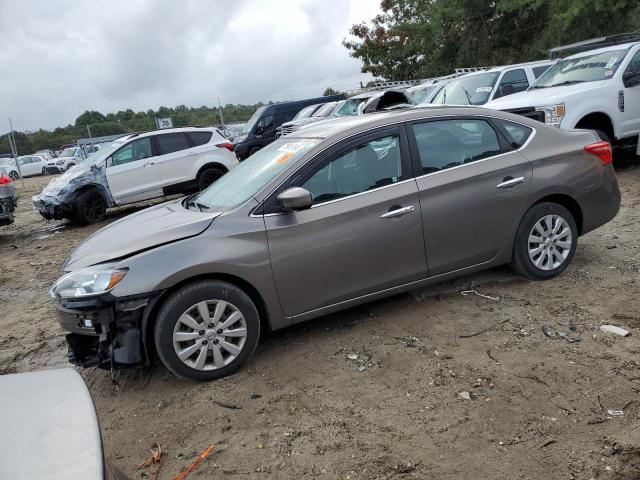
[[33, 127, 238, 224], [50, 107, 620, 381]]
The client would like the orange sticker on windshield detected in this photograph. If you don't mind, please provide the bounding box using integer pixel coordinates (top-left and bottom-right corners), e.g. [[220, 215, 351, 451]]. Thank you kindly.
[[276, 152, 293, 164]]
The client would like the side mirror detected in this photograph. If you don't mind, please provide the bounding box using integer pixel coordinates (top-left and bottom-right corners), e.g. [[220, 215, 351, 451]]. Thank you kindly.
[[106, 156, 113, 167], [277, 187, 313, 212], [623, 71, 640, 88]]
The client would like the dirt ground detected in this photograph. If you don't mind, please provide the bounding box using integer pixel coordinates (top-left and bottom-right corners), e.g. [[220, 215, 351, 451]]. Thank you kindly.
[[1, 157, 639, 480]]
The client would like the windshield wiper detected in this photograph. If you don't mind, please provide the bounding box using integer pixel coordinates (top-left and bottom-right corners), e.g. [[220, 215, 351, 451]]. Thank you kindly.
[[184, 194, 209, 212], [530, 80, 585, 90], [461, 86, 473, 104]]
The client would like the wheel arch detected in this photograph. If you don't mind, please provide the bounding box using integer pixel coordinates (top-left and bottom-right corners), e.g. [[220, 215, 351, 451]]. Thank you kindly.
[[531, 193, 584, 235], [141, 272, 271, 363], [575, 112, 615, 142], [196, 162, 229, 181]]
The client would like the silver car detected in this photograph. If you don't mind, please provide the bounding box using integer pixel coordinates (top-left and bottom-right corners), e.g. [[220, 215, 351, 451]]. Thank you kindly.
[[50, 107, 620, 381]]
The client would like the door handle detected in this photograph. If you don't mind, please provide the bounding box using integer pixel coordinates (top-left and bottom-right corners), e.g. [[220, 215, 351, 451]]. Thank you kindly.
[[144, 162, 155, 167], [496, 176, 525, 189], [380, 205, 415, 219]]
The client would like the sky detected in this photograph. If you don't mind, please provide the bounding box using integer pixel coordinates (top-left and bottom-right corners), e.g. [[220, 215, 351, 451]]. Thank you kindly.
[[0, 0, 380, 132]]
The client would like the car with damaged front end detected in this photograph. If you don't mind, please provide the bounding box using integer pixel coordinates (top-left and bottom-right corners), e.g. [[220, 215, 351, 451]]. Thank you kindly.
[[50, 108, 620, 382]]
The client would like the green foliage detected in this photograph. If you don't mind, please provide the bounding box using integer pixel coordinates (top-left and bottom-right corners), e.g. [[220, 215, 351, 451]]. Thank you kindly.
[[323, 87, 340, 96], [0, 103, 266, 155], [345, 0, 640, 80]]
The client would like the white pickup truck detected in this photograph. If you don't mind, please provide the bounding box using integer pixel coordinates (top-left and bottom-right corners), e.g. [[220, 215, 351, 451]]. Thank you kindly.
[[486, 39, 640, 150]]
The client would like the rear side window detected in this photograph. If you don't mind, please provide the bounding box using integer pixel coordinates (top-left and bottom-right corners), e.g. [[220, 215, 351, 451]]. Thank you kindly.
[[494, 119, 533, 148], [156, 133, 190, 155], [411, 119, 502, 174], [187, 131, 213, 146], [532, 65, 551, 78]]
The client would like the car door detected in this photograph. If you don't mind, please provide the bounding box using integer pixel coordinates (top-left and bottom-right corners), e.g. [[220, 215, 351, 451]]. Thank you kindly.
[[106, 136, 164, 204], [264, 127, 427, 318], [408, 117, 533, 276], [492, 68, 529, 100], [17, 158, 32, 176], [620, 47, 640, 140], [154, 132, 194, 187]]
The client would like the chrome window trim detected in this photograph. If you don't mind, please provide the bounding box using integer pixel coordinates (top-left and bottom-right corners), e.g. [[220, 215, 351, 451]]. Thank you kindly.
[[251, 113, 537, 218]]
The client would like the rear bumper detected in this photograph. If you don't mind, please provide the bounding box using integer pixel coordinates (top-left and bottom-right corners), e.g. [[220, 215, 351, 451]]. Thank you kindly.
[[54, 293, 160, 369], [0, 196, 16, 226], [577, 165, 621, 235]]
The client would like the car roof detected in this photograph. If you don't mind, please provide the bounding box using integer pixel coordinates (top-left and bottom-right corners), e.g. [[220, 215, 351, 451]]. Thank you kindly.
[[286, 105, 532, 140], [127, 126, 219, 140], [565, 41, 639, 59]]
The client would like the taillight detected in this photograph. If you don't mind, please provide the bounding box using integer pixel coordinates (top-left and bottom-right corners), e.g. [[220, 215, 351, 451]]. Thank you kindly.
[[0, 173, 11, 185], [584, 141, 612, 165], [215, 142, 235, 152]]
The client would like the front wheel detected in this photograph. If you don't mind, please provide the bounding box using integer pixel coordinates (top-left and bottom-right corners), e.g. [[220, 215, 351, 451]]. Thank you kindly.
[[72, 189, 107, 225], [510, 202, 578, 280], [154, 280, 261, 381]]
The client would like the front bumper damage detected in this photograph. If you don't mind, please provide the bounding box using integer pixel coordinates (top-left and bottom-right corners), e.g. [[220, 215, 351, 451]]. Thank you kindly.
[[54, 292, 162, 370], [0, 183, 16, 226]]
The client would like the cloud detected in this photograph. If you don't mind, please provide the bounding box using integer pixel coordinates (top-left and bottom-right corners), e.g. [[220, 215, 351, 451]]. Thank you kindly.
[[0, 0, 379, 131]]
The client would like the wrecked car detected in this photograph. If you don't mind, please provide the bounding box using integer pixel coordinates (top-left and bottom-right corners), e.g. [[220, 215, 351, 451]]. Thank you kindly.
[[50, 107, 620, 381], [0, 171, 16, 226], [0, 368, 130, 479], [33, 127, 238, 225]]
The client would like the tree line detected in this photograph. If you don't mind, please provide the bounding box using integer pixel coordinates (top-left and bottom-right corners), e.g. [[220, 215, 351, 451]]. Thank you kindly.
[[344, 0, 640, 80], [0, 103, 265, 155]]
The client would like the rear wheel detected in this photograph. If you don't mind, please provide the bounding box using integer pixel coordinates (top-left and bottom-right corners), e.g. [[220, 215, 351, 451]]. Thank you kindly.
[[197, 167, 225, 191], [9, 171, 19, 180], [72, 189, 107, 225], [154, 280, 260, 381], [510, 202, 577, 280]]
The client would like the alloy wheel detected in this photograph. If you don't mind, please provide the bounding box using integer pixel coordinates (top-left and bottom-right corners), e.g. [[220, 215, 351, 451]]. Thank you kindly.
[[84, 194, 104, 222], [527, 214, 572, 271], [172, 300, 247, 371]]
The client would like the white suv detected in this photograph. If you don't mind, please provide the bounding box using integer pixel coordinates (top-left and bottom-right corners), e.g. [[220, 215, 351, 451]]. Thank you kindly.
[[485, 41, 640, 148], [33, 127, 238, 224], [428, 60, 555, 106], [45, 146, 85, 173]]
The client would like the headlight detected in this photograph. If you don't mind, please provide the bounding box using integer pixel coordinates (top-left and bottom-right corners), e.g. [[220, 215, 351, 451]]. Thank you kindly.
[[56, 159, 65, 165], [50, 268, 127, 299], [535, 104, 565, 128]]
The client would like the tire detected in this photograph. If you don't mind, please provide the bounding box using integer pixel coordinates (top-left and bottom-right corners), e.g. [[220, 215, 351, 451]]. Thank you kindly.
[[510, 202, 578, 280], [9, 171, 19, 180], [42, 167, 46, 175], [66, 163, 76, 171], [72, 189, 107, 225], [197, 167, 225, 191], [154, 280, 260, 381]]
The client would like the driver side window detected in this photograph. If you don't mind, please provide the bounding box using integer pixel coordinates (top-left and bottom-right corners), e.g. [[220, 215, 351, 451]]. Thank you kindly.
[[626, 50, 640, 76], [111, 137, 153, 166], [302, 135, 402, 204], [494, 69, 529, 99], [262, 115, 274, 133]]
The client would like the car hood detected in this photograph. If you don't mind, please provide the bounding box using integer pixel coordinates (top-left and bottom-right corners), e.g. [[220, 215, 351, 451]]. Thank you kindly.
[[485, 81, 607, 110], [63, 199, 220, 271], [47, 156, 80, 165]]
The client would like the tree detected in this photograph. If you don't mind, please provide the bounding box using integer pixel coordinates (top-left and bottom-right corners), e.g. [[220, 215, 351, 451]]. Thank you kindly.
[[345, 0, 640, 80], [323, 87, 340, 96], [75, 110, 107, 126]]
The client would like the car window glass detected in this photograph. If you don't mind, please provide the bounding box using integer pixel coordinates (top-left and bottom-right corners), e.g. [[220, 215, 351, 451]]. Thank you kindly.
[[532, 65, 551, 78], [626, 50, 640, 75], [262, 115, 274, 132], [495, 69, 529, 99], [186, 131, 213, 146], [495, 119, 533, 148], [156, 133, 190, 155], [302, 135, 402, 204], [111, 137, 153, 166], [411, 119, 502, 174]]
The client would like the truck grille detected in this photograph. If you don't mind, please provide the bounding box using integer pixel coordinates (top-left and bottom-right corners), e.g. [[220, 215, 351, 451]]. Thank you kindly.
[[504, 108, 545, 123]]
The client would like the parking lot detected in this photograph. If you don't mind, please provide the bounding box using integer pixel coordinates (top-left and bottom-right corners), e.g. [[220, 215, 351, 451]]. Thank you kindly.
[[0, 156, 637, 479]]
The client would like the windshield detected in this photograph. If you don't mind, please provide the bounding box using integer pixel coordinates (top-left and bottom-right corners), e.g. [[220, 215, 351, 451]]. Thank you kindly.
[[531, 49, 627, 89], [334, 97, 370, 116], [292, 105, 317, 121], [431, 72, 500, 105], [82, 138, 128, 165], [312, 102, 336, 117], [241, 106, 267, 134], [193, 138, 320, 211], [409, 84, 436, 104], [59, 147, 78, 157]]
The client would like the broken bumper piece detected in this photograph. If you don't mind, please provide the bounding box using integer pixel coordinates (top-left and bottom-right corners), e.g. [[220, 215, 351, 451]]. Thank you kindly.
[[54, 293, 159, 369]]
